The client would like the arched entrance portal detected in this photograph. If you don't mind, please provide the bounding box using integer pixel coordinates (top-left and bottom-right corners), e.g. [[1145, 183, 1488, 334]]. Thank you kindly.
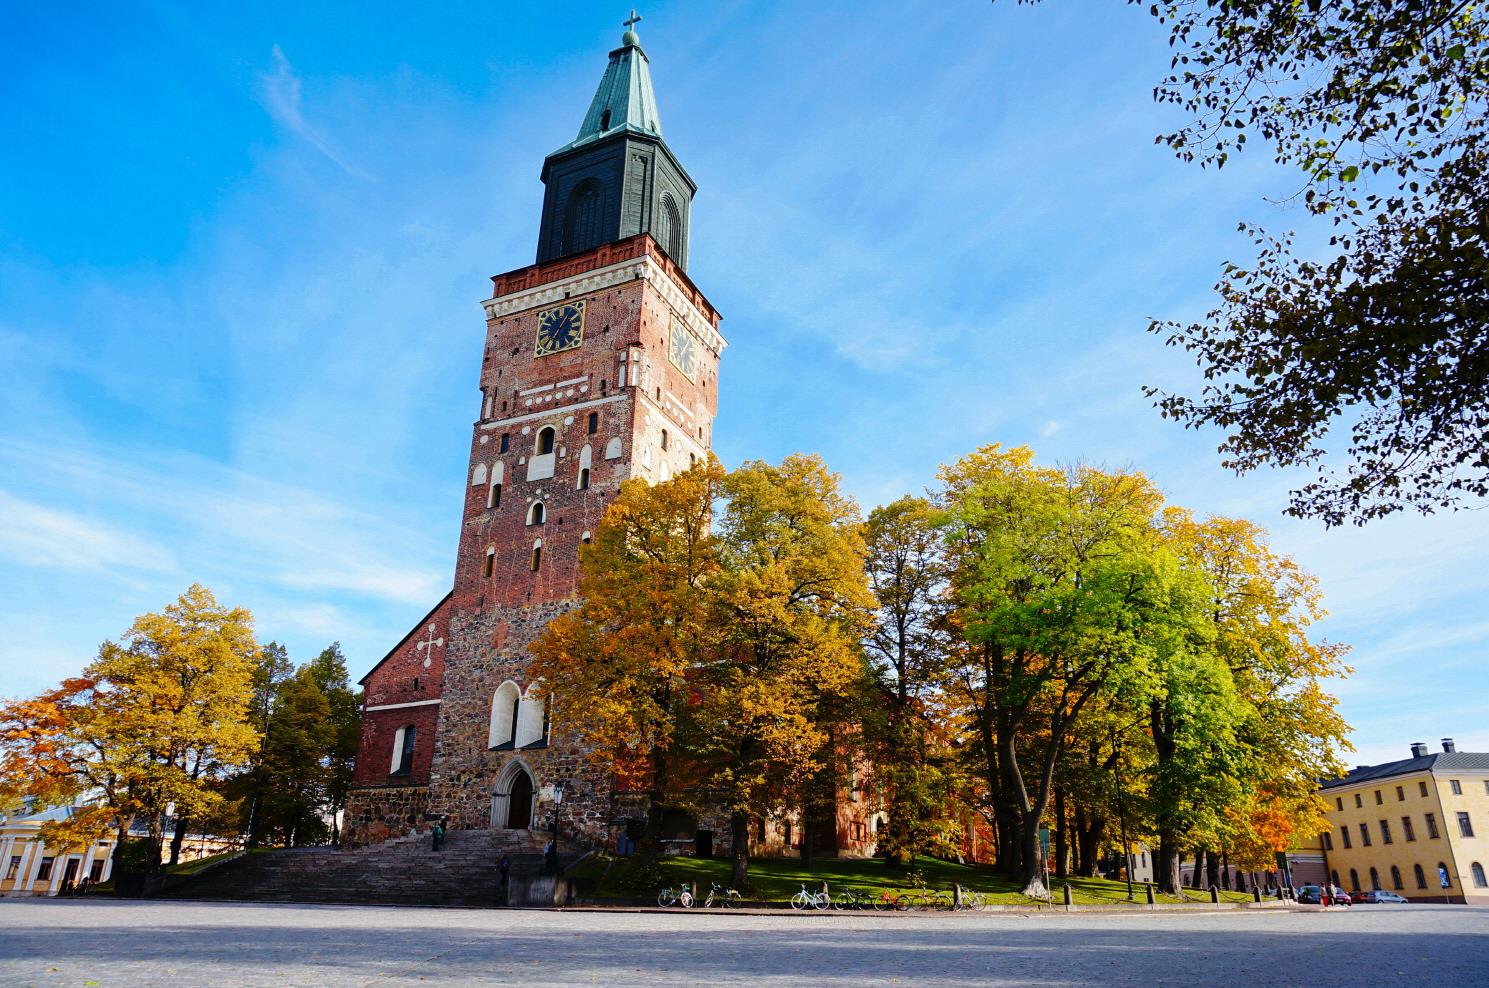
[[491, 760, 536, 830]]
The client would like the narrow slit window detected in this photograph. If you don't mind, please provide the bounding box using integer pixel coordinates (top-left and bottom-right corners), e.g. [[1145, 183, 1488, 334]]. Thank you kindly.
[[489, 483, 502, 509], [587, 412, 599, 434], [530, 544, 542, 571], [537, 427, 555, 455], [527, 502, 545, 526], [578, 468, 590, 490], [483, 549, 495, 578]]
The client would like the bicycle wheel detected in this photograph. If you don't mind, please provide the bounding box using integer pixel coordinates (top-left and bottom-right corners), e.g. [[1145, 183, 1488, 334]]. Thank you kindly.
[[657, 890, 672, 908], [791, 891, 808, 911], [705, 891, 717, 908], [814, 893, 830, 910], [679, 890, 693, 908], [726, 890, 741, 908], [834, 892, 854, 911], [892, 894, 912, 912]]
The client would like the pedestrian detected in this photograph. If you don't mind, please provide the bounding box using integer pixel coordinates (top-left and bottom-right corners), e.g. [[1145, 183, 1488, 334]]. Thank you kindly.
[[543, 839, 558, 875], [431, 817, 446, 852], [498, 853, 511, 887]]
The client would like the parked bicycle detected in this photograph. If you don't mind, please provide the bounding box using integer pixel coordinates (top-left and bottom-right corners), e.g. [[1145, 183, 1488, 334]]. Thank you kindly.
[[657, 885, 694, 908], [704, 882, 742, 908], [909, 883, 953, 911], [832, 886, 875, 911], [790, 883, 831, 911], [954, 888, 987, 911]]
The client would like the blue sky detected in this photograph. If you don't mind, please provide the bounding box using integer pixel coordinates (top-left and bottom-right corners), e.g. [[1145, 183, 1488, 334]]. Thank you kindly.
[[2, 1, 1485, 767]]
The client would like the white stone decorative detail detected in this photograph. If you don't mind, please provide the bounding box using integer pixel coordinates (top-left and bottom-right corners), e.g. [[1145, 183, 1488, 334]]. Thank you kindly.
[[414, 624, 444, 670]]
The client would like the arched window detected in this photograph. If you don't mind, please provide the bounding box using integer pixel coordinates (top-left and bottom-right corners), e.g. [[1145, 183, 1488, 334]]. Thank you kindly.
[[1369, 866, 1381, 890], [537, 427, 555, 455], [599, 108, 611, 130], [531, 540, 542, 571], [660, 429, 669, 451], [657, 191, 682, 260], [562, 178, 605, 255], [390, 724, 416, 774], [1414, 863, 1427, 888], [1438, 862, 1452, 888], [1330, 869, 1340, 889], [471, 463, 488, 486], [587, 412, 599, 434], [577, 443, 592, 491], [1349, 868, 1360, 891], [488, 681, 521, 748], [488, 483, 502, 509], [483, 547, 495, 578], [527, 501, 545, 526], [515, 682, 548, 748], [578, 468, 590, 490], [604, 437, 623, 460], [1472, 862, 1487, 888], [581, 530, 592, 544], [1391, 865, 1403, 889]]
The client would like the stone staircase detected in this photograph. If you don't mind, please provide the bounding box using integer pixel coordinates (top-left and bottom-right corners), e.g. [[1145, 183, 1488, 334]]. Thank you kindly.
[[160, 828, 553, 907]]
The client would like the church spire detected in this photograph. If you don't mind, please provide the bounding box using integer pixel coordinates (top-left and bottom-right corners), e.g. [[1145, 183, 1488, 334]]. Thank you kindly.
[[535, 13, 696, 270]]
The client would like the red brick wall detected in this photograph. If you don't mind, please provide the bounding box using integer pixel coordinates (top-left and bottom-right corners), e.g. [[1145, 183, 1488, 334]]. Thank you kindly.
[[351, 594, 452, 789]]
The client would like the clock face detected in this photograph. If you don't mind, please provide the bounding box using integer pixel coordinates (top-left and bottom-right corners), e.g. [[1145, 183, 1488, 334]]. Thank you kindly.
[[667, 316, 697, 381], [535, 301, 586, 357]]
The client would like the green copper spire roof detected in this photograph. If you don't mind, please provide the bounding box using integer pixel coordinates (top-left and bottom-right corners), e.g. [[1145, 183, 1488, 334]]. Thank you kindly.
[[552, 24, 662, 156]]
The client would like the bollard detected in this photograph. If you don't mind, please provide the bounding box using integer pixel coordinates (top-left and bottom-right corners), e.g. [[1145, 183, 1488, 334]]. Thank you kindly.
[[1253, 887, 1262, 903], [954, 883, 962, 909], [1275, 885, 1285, 901], [1063, 883, 1073, 910], [1145, 883, 1156, 906], [690, 881, 697, 905], [1209, 884, 1219, 904]]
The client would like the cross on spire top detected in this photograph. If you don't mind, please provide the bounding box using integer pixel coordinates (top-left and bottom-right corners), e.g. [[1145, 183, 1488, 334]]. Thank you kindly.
[[623, 9, 642, 31]]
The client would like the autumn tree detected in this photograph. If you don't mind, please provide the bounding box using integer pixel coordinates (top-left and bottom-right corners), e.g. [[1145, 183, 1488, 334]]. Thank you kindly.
[[703, 454, 875, 886], [0, 586, 261, 876], [528, 459, 725, 868], [861, 496, 958, 863], [939, 445, 1200, 896]]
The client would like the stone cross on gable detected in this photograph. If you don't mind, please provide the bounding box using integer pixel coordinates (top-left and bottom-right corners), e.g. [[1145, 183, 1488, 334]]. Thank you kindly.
[[415, 624, 444, 669]]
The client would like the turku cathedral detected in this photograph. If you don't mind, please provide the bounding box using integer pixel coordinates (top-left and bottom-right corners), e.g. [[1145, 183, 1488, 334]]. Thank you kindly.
[[344, 20, 878, 859]]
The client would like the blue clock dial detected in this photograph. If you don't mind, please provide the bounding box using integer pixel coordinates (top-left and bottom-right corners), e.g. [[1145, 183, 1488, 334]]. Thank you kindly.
[[535, 301, 586, 356]]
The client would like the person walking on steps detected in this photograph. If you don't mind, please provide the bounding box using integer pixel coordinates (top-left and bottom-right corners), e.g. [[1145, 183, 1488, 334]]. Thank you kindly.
[[498, 854, 511, 904], [432, 816, 447, 852]]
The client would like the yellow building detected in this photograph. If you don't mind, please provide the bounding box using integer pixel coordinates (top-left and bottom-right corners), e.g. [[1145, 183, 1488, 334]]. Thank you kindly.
[[1, 806, 115, 897], [1319, 739, 1489, 903]]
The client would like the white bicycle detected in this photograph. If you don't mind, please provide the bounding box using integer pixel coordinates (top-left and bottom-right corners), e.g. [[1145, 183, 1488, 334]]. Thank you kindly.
[[790, 883, 830, 910], [657, 885, 694, 908]]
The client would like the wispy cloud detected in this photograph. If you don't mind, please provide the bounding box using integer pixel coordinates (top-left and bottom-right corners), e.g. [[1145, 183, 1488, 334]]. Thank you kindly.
[[0, 489, 177, 574], [257, 45, 366, 177]]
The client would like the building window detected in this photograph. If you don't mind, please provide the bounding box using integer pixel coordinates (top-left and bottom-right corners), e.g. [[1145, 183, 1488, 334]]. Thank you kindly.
[[489, 483, 502, 509], [390, 725, 416, 775], [1349, 868, 1360, 891], [1458, 812, 1474, 838], [587, 412, 599, 434], [599, 108, 611, 130], [562, 178, 606, 255], [527, 502, 545, 526], [1359, 822, 1372, 847], [1355, 793, 1363, 808], [1420, 780, 1429, 797], [1403, 816, 1417, 842], [37, 857, 54, 881], [1340, 826, 1352, 849], [1374, 789, 1383, 805], [1484, 781, 1489, 796], [1414, 863, 1428, 888], [1396, 785, 1405, 801], [5, 856, 18, 880], [1335, 796, 1344, 811], [1427, 812, 1441, 839], [1330, 869, 1341, 889], [1451, 779, 1463, 795], [537, 427, 555, 456], [1391, 865, 1403, 890], [1439, 862, 1452, 888], [660, 428, 669, 451], [1369, 867, 1381, 890], [483, 548, 495, 578], [1323, 831, 1333, 851], [500, 432, 510, 453], [1473, 862, 1488, 888], [89, 859, 104, 882], [1380, 819, 1393, 844], [531, 541, 542, 571], [581, 530, 592, 544], [578, 468, 590, 490]]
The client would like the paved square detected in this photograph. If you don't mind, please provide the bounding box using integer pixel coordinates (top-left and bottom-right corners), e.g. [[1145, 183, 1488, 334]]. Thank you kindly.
[[1, 900, 1486, 987]]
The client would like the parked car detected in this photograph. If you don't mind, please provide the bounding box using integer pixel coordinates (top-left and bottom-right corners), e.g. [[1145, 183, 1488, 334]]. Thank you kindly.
[[1359, 890, 1408, 904], [1330, 887, 1353, 905], [1297, 885, 1325, 904]]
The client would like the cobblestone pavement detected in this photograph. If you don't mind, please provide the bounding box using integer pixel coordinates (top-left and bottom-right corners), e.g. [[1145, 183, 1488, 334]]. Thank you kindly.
[[2, 899, 1486, 987]]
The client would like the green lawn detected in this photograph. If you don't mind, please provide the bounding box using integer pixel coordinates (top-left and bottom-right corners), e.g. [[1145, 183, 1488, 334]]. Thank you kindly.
[[574, 853, 1254, 907]]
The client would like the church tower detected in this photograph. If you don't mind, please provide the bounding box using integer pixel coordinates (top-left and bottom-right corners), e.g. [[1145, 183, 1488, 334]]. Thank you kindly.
[[345, 19, 725, 850]]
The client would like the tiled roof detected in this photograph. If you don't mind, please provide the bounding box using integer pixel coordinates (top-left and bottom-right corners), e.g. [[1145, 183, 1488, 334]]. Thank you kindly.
[[1321, 751, 1489, 789]]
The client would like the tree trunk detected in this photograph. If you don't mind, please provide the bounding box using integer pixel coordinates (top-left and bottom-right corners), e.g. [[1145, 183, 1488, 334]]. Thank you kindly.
[[1156, 830, 1182, 895], [1192, 849, 1206, 888], [730, 810, 750, 888], [801, 815, 814, 869], [1206, 849, 1221, 890], [169, 815, 189, 866], [147, 812, 165, 874], [1053, 787, 1068, 879]]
